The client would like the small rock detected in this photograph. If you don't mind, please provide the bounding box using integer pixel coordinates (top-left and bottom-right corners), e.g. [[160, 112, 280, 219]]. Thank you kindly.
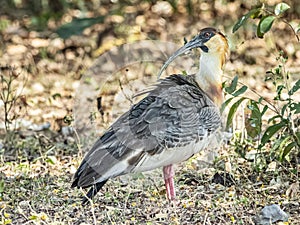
[[6, 44, 27, 55], [32, 82, 45, 93], [61, 126, 74, 137], [66, 136, 75, 144], [30, 38, 49, 48], [29, 122, 51, 131], [286, 43, 295, 55], [50, 38, 64, 49], [255, 204, 289, 225], [151, 1, 173, 16], [5, 26, 28, 38], [15, 118, 32, 129], [266, 161, 277, 172]]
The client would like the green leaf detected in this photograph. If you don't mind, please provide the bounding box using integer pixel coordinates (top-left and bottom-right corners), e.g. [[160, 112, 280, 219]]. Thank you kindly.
[[56, 16, 105, 39], [257, 17, 265, 38], [232, 85, 248, 97], [0, 179, 4, 193], [226, 97, 247, 130], [288, 79, 300, 95], [246, 100, 262, 138], [251, 8, 262, 19], [274, 84, 285, 100], [274, 3, 290, 16], [260, 121, 287, 147], [257, 97, 263, 103], [276, 84, 285, 94], [232, 8, 261, 33], [259, 16, 276, 34], [281, 103, 289, 115], [52, 93, 61, 99], [29, 214, 39, 220], [271, 135, 288, 159], [221, 97, 234, 113], [46, 156, 57, 165], [261, 105, 269, 116], [296, 131, 300, 140], [289, 102, 300, 114], [224, 76, 238, 94], [268, 115, 281, 123], [281, 141, 296, 160]]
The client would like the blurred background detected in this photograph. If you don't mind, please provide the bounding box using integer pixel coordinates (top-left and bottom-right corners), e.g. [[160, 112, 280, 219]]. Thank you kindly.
[[0, 0, 299, 132]]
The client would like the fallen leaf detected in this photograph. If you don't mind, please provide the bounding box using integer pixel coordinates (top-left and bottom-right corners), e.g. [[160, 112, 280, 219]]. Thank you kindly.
[[286, 182, 299, 198]]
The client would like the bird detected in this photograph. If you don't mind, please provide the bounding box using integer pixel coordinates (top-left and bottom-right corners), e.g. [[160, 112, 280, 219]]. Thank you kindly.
[[71, 27, 229, 204]]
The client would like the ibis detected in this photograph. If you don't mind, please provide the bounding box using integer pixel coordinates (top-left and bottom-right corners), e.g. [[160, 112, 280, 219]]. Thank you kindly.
[[72, 27, 229, 204]]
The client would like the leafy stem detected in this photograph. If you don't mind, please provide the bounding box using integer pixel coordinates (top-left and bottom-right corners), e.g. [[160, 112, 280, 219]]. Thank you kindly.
[[233, 2, 299, 41]]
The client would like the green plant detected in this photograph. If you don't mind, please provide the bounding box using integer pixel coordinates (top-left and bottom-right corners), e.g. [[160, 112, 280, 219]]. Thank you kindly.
[[224, 53, 300, 162], [224, 2, 300, 166], [233, 2, 299, 40], [262, 53, 300, 160]]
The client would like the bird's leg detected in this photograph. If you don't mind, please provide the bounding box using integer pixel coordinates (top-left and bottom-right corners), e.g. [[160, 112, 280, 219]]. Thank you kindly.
[[163, 164, 176, 200]]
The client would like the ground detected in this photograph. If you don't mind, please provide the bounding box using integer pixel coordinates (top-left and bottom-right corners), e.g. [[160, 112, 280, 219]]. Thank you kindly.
[[0, 0, 300, 224]]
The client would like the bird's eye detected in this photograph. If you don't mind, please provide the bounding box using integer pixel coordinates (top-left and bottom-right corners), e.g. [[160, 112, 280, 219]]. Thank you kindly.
[[204, 32, 210, 38]]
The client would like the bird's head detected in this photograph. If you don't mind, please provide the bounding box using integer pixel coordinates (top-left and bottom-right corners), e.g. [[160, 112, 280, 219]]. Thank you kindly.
[[158, 27, 228, 107], [158, 27, 228, 78]]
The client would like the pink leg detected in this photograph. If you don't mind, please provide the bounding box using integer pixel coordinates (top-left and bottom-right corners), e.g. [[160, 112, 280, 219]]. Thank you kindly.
[[163, 164, 176, 200]]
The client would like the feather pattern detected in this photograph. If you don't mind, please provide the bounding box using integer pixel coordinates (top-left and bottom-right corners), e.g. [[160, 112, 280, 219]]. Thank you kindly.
[[72, 74, 221, 189]]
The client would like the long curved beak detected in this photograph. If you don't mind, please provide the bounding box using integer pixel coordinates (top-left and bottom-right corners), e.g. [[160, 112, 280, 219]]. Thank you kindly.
[[157, 35, 204, 79]]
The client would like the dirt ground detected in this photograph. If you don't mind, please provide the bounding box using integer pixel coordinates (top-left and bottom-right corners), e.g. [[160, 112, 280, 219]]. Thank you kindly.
[[0, 0, 300, 224]]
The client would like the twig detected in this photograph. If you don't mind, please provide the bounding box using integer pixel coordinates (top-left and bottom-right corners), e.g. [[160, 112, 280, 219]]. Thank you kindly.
[[79, 188, 97, 225], [118, 79, 134, 105]]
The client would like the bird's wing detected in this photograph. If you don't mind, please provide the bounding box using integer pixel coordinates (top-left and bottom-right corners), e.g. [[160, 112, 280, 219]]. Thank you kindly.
[[72, 74, 221, 188]]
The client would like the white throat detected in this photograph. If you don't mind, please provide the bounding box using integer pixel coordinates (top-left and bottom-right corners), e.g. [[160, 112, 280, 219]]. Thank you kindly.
[[195, 52, 224, 107], [196, 52, 223, 88]]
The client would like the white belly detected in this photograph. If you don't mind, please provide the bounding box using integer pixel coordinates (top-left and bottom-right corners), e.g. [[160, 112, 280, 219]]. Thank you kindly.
[[133, 135, 216, 173]]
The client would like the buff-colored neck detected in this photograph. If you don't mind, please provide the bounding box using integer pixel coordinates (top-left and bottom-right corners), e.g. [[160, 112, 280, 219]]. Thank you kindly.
[[195, 52, 225, 107]]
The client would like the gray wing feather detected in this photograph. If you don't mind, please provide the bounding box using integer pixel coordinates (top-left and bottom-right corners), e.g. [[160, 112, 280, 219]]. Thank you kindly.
[[73, 74, 221, 187]]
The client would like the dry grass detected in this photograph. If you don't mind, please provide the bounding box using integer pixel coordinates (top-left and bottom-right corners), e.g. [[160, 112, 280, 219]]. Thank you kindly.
[[0, 134, 299, 224], [1, 1, 300, 224]]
